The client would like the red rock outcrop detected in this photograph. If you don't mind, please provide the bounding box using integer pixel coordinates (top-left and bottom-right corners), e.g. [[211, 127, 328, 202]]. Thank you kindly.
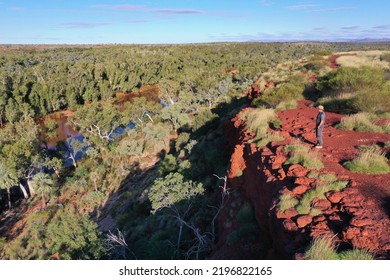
[[223, 105, 390, 259]]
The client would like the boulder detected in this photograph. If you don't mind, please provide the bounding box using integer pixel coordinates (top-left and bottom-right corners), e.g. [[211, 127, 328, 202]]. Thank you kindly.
[[294, 176, 313, 186], [350, 218, 375, 227], [283, 219, 298, 232], [292, 184, 308, 195], [326, 191, 344, 204], [312, 198, 332, 210], [284, 208, 299, 219], [276, 168, 286, 180], [287, 164, 308, 177], [296, 215, 313, 228]]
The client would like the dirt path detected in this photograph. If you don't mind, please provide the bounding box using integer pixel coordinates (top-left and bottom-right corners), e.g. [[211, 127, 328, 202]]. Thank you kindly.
[[277, 100, 390, 208]]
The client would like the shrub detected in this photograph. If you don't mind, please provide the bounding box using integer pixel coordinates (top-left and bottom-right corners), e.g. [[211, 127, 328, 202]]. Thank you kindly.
[[317, 66, 386, 94], [239, 108, 276, 138], [338, 249, 374, 260], [316, 66, 389, 113], [275, 100, 298, 110], [296, 180, 348, 215], [253, 82, 304, 108], [254, 133, 284, 148], [271, 119, 282, 129], [227, 204, 260, 246], [336, 113, 383, 132], [304, 235, 339, 260], [357, 145, 382, 152], [284, 150, 324, 170], [304, 235, 374, 260], [343, 151, 390, 174], [278, 193, 299, 212], [284, 142, 309, 153], [314, 93, 355, 114], [349, 87, 390, 113]]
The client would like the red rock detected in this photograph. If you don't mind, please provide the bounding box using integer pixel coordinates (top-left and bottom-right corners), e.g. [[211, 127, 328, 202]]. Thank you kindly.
[[287, 164, 308, 177], [312, 221, 329, 231], [283, 219, 298, 232], [344, 206, 364, 216], [312, 198, 332, 210], [276, 168, 286, 180], [296, 215, 313, 228], [326, 191, 345, 204], [275, 145, 286, 155], [343, 188, 360, 195], [350, 218, 374, 227], [261, 148, 274, 156], [292, 185, 308, 195], [276, 210, 288, 219], [270, 155, 287, 169], [294, 177, 313, 186], [343, 227, 361, 240], [284, 208, 299, 219], [313, 215, 326, 223]]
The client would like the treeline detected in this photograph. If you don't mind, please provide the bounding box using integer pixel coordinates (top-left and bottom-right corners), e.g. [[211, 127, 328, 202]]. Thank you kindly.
[[1, 42, 389, 125]]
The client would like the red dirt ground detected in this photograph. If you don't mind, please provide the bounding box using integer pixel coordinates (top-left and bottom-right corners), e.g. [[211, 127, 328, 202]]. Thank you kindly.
[[329, 55, 340, 69], [278, 99, 390, 204]]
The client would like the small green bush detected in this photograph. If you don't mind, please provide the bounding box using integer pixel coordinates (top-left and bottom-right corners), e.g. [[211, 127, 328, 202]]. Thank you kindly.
[[227, 204, 260, 246], [338, 249, 374, 260], [284, 151, 324, 170], [284, 142, 309, 153], [253, 82, 304, 108], [304, 235, 374, 260], [343, 151, 390, 174], [278, 193, 299, 212], [316, 66, 390, 113], [239, 108, 276, 138], [336, 113, 383, 132], [317, 66, 386, 95], [304, 235, 339, 260], [296, 180, 348, 215], [255, 133, 284, 148], [357, 145, 382, 152], [275, 100, 298, 111]]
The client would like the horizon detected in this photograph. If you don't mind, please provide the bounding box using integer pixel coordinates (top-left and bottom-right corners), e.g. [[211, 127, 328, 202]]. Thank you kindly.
[[0, 0, 389, 44]]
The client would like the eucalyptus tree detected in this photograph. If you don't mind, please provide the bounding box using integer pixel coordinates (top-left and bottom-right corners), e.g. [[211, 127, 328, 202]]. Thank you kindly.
[[70, 102, 122, 144], [30, 172, 55, 208], [0, 161, 18, 209]]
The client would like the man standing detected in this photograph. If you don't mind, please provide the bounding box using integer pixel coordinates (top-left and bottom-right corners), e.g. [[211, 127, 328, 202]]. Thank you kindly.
[[315, 105, 325, 148]]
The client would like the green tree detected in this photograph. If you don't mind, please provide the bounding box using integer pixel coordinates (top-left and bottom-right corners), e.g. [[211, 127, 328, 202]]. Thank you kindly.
[[148, 172, 204, 213], [0, 161, 18, 209], [161, 103, 191, 131], [71, 102, 122, 143], [30, 172, 55, 208], [121, 97, 161, 130], [57, 137, 86, 168]]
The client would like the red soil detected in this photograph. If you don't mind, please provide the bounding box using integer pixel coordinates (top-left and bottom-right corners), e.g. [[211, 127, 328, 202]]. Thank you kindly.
[[220, 99, 390, 259], [329, 55, 340, 69], [278, 100, 390, 202]]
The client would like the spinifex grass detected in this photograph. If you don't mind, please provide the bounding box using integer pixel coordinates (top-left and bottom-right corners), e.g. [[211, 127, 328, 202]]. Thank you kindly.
[[343, 150, 390, 174], [284, 142, 324, 170], [278, 193, 299, 212]]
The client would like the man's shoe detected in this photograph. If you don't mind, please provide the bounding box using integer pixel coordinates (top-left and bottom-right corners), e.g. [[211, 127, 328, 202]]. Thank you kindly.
[[315, 145, 323, 149]]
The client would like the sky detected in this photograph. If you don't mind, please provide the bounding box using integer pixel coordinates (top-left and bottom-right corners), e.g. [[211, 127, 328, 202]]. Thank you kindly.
[[0, 0, 389, 44]]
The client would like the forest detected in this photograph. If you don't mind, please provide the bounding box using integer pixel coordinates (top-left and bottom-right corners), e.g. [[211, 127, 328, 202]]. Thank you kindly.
[[0, 42, 389, 260]]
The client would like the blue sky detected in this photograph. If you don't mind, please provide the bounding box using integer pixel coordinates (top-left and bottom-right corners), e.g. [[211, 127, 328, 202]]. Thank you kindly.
[[0, 0, 389, 44]]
